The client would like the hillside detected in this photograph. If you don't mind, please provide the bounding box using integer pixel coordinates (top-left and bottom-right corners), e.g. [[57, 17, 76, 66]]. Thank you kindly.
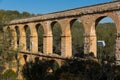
[[0, 10, 35, 29]]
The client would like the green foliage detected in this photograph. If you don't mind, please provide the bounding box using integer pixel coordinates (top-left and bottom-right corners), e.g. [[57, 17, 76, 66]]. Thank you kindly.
[[0, 27, 21, 79], [22, 59, 59, 80], [57, 59, 120, 80], [0, 28, 15, 63], [52, 23, 62, 55], [0, 10, 34, 30], [71, 20, 84, 55], [96, 23, 116, 59], [1, 69, 17, 80], [22, 59, 120, 80], [56, 60, 100, 80], [0, 62, 5, 78], [0, 10, 34, 79], [25, 26, 31, 51], [36, 25, 44, 52]]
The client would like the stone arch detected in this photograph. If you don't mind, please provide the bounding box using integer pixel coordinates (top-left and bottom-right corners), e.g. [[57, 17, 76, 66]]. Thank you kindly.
[[51, 21, 62, 55], [95, 12, 120, 31], [70, 18, 85, 56], [24, 25, 31, 51], [61, 21, 71, 37], [95, 16, 117, 28], [95, 16, 117, 60], [40, 22, 47, 35], [70, 19, 79, 27], [35, 23, 44, 53], [95, 15, 117, 38]]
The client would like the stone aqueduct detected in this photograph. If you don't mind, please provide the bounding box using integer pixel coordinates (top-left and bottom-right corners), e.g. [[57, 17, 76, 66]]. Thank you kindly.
[[4, 1, 120, 59]]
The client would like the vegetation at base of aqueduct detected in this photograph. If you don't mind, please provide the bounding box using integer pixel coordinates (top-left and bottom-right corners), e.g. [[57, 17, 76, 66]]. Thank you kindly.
[[22, 59, 120, 80], [0, 10, 118, 79]]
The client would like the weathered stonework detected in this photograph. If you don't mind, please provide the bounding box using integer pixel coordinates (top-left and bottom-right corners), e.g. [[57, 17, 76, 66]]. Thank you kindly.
[[4, 2, 120, 78]]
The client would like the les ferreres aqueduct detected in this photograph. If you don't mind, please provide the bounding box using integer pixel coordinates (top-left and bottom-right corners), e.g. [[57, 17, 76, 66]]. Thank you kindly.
[[4, 1, 120, 63]]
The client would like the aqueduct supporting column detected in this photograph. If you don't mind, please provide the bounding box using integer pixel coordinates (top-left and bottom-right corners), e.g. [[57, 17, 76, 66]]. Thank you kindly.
[[43, 21, 53, 55], [28, 23, 38, 52], [11, 26, 18, 50], [59, 19, 72, 57], [5, 1, 120, 58], [18, 24, 27, 51]]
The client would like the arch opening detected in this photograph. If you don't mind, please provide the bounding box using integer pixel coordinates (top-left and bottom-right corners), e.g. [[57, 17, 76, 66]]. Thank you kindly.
[[96, 16, 117, 61], [5, 27, 13, 46], [51, 21, 62, 55], [15, 26, 20, 47], [23, 55, 28, 62], [24, 25, 31, 51], [70, 19, 85, 57], [36, 24, 44, 53]]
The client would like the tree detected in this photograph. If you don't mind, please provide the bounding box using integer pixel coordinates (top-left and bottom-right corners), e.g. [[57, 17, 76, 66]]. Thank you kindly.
[[22, 59, 59, 80], [0, 10, 35, 79], [1, 69, 17, 80], [0, 10, 35, 30], [21, 57, 120, 80], [0, 28, 15, 67]]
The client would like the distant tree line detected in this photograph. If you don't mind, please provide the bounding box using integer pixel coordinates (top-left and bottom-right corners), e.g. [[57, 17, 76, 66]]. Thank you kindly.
[[0, 10, 35, 30]]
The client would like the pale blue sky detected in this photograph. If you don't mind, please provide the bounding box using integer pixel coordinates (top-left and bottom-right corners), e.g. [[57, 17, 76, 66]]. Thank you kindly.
[[0, 0, 112, 14]]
